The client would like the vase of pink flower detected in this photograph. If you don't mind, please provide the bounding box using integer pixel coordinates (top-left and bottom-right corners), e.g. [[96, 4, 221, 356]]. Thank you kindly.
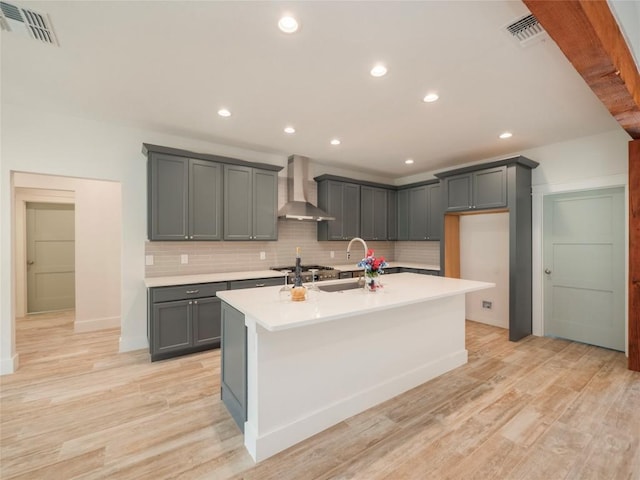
[[357, 249, 388, 292]]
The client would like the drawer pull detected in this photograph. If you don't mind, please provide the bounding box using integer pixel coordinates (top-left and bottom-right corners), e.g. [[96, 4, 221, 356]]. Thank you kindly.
[[185, 289, 200, 294], [255, 283, 265, 287]]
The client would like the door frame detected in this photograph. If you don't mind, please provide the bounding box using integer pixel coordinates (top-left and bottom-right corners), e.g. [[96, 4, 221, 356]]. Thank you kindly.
[[532, 173, 628, 355], [14, 188, 75, 318]]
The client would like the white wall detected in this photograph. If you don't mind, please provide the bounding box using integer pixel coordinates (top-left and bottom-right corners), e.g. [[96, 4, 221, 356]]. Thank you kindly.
[[460, 213, 510, 329], [0, 104, 287, 374]]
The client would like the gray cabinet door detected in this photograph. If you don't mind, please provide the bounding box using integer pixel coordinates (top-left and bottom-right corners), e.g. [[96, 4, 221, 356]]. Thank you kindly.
[[397, 189, 409, 240], [252, 169, 278, 240], [427, 183, 442, 240], [372, 187, 388, 240], [360, 186, 375, 240], [149, 154, 189, 240], [221, 302, 247, 431], [408, 185, 428, 240], [189, 159, 222, 240], [152, 300, 192, 354], [193, 296, 222, 346], [325, 181, 345, 240], [473, 166, 507, 209], [343, 183, 361, 240], [224, 165, 253, 240], [387, 189, 397, 241], [445, 174, 472, 211]]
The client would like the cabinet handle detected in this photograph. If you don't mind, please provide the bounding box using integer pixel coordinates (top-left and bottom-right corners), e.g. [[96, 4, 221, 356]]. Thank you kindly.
[[185, 289, 199, 294], [255, 283, 265, 287], [194, 300, 198, 304], [190, 235, 193, 239], [184, 236, 188, 239], [189, 301, 193, 305]]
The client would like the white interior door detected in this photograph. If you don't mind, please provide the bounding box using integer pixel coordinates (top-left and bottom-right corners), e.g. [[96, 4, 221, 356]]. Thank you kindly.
[[26, 202, 76, 313], [543, 188, 624, 351]]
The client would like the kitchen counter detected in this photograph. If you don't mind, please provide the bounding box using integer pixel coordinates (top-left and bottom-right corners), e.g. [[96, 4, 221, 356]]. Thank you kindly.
[[218, 273, 493, 462], [144, 269, 285, 288], [217, 273, 484, 332], [331, 261, 440, 272]]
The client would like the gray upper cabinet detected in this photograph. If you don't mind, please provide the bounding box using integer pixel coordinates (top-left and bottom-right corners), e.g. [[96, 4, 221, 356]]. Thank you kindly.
[[387, 189, 397, 241], [444, 166, 507, 211], [360, 186, 388, 241], [317, 179, 361, 241], [224, 165, 278, 241], [396, 181, 441, 241], [148, 153, 222, 241]]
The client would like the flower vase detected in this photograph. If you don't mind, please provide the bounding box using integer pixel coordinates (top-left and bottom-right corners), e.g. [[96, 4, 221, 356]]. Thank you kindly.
[[365, 273, 381, 292]]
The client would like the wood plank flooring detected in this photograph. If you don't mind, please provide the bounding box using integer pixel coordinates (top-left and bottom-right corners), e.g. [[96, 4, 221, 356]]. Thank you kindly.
[[1, 311, 638, 479]]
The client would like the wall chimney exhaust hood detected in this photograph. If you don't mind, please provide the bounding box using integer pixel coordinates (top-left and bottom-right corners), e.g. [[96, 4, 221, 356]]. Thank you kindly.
[[278, 155, 335, 221]]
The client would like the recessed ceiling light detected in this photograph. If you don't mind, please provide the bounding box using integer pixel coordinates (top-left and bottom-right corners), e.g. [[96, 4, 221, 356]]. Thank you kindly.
[[499, 132, 513, 139], [330, 139, 341, 146], [217, 108, 231, 117], [284, 126, 296, 134], [370, 64, 387, 77], [422, 93, 439, 103], [278, 16, 299, 33], [405, 159, 414, 165]]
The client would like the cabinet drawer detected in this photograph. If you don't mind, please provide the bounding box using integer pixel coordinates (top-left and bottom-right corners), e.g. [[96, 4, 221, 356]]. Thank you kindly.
[[229, 277, 283, 290], [151, 282, 227, 302]]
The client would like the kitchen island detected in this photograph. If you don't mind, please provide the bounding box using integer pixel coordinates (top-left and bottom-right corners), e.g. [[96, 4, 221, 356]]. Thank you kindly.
[[217, 272, 493, 462]]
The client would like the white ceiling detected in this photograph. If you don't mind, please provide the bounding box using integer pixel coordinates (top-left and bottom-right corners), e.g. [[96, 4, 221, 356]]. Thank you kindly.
[[1, 1, 624, 178]]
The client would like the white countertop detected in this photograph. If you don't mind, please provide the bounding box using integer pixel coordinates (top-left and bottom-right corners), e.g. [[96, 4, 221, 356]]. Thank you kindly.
[[144, 270, 285, 288], [330, 262, 440, 272], [217, 272, 493, 332], [145, 262, 440, 287]]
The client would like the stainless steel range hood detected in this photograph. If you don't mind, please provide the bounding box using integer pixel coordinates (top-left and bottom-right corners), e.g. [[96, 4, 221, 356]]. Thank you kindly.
[[278, 155, 335, 221]]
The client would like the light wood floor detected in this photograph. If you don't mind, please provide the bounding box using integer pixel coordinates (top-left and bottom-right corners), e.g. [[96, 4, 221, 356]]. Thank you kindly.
[[1, 312, 638, 480]]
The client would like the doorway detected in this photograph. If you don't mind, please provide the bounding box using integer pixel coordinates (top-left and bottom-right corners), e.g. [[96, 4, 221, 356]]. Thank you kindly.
[[543, 187, 625, 351], [26, 202, 76, 313]]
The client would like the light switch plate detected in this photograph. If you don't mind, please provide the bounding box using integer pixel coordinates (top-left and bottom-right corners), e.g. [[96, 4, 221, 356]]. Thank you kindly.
[[260, 251, 266, 260], [180, 254, 188, 264], [145, 255, 154, 266], [330, 251, 335, 258]]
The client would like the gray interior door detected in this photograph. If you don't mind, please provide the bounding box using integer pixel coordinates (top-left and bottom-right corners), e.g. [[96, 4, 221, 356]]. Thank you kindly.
[[26, 202, 75, 313], [543, 188, 624, 351]]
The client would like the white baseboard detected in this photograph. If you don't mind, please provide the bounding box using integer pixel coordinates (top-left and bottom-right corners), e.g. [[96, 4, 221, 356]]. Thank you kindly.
[[74, 316, 120, 333], [119, 335, 148, 353], [0, 353, 19, 375]]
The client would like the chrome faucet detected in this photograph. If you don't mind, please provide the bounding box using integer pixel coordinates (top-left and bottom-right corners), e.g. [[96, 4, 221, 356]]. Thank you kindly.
[[346, 237, 368, 261]]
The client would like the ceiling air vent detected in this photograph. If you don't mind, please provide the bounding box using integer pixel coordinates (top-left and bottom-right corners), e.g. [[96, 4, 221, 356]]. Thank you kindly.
[[505, 14, 547, 47], [0, 1, 58, 45]]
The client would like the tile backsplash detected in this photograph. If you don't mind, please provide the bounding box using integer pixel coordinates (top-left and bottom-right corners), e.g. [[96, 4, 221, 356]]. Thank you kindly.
[[145, 220, 439, 277], [145, 176, 440, 277]]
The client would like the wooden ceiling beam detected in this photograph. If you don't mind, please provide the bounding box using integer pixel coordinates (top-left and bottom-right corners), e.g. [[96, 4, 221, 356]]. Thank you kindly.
[[523, 0, 640, 139]]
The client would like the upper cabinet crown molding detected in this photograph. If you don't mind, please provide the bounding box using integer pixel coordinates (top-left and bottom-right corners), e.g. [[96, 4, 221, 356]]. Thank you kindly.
[[142, 143, 283, 172], [433, 156, 538, 179]]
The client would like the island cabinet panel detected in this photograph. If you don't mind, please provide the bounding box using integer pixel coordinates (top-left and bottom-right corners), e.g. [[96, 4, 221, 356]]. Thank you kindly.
[[444, 166, 507, 211], [148, 282, 227, 361], [360, 186, 388, 241], [221, 302, 247, 432], [148, 153, 223, 241], [317, 180, 361, 241], [224, 166, 278, 241]]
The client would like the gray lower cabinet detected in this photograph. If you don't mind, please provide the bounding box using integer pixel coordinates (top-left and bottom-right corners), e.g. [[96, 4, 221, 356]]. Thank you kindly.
[[400, 268, 440, 276], [148, 153, 223, 241], [148, 282, 227, 361], [360, 186, 388, 241], [444, 166, 507, 211], [229, 277, 283, 290], [221, 301, 247, 432], [317, 179, 361, 241], [224, 165, 278, 240]]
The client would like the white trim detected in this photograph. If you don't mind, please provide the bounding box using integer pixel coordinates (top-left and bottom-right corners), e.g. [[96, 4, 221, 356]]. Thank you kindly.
[[0, 353, 19, 375], [119, 335, 148, 352], [532, 174, 628, 356], [74, 316, 120, 333]]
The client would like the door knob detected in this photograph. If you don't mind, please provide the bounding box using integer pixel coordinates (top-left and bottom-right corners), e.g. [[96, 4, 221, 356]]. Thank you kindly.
[[544, 268, 552, 274], [27, 260, 34, 266]]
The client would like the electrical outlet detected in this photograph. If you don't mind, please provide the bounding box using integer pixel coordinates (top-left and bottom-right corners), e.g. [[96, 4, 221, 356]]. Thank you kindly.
[[330, 251, 335, 258], [145, 255, 154, 266], [260, 251, 266, 260], [482, 300, 492, 309], [180, 254, 188, 265]]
